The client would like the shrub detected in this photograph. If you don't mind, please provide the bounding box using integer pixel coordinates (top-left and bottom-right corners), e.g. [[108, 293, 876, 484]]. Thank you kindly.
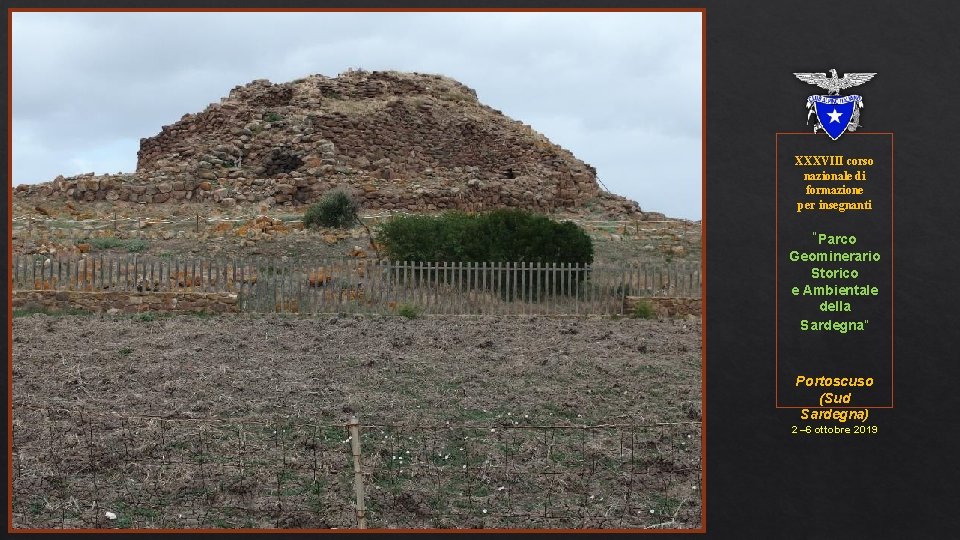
[[376, 209, 593, 298], [125, 239, 149, 253], [87, 237, 123, 250], [629, 301, 656, 319], [396, 303, 420, 319], [13, 305, 90, 317], [87, 237, 149, 253], [376, 209, 593, 265], [304, 190, 360, 229]]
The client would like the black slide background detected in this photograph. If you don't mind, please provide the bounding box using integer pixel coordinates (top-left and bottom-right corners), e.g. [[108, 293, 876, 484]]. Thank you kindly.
[[705, 1, 960, 538]]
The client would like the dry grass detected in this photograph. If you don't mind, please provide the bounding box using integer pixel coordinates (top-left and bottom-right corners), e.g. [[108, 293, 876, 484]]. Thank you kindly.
[[12, 313, 701, 529]]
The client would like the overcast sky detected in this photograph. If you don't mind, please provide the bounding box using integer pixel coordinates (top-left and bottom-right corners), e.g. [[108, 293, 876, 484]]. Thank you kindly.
[[12, 11, 701, 219]]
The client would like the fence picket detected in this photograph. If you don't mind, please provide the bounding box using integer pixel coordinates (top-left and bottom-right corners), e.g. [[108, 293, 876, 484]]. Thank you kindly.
[[513, 262, 520, 313], [13, 253, 699, 315], [454, 261, 464, 313], [574, 263, 580, 315], [435, 261, 443, 314], [469, 262, 476, 314]]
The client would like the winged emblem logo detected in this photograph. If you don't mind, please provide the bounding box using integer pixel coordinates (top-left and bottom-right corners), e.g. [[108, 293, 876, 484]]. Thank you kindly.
[[794, 68, 876, 140]]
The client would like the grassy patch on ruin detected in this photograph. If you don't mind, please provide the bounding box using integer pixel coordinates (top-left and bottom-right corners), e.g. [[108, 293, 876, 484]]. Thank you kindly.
[[87, 237, 149, 253]]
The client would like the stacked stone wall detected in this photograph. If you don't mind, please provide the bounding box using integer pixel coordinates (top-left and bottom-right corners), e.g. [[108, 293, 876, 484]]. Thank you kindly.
[[624, 296, 701, 319], [14, 290, 241, 314]]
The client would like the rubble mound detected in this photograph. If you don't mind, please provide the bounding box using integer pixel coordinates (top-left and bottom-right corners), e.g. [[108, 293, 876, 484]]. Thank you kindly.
[[17, 69, 646, 217]]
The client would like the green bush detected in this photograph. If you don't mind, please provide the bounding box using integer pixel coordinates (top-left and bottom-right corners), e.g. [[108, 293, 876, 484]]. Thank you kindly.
[[375, 209, 593, 298], [13, 305, 90, 317], [396, 303, 420, 319], [629, 301, 656, 319], [304, 190, 360, 229], [87, 237, 149, 253], [125, 239, 149, 253], [376, 209, 593, 265]]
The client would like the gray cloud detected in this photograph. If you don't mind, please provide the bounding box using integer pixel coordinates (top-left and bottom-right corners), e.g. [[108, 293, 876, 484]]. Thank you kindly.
[[13, 11, 701, 219]]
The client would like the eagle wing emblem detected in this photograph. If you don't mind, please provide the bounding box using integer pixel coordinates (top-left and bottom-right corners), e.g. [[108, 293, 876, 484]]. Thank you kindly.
[[794, 69, 876, 95]]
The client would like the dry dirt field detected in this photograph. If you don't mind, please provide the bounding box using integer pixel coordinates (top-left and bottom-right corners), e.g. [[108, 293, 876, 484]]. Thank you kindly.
[[12, 312, 702, 530]]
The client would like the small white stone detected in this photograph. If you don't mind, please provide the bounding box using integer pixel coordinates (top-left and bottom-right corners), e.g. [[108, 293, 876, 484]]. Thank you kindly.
[[105, 511, 117, 520]]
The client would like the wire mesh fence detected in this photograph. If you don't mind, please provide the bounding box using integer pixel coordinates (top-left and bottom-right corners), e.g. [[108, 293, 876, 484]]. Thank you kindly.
[[12, 407, 701, 530]]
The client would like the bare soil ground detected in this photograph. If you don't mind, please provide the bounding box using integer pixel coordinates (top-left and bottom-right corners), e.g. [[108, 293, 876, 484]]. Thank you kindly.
[[12, 313, 702, 530]]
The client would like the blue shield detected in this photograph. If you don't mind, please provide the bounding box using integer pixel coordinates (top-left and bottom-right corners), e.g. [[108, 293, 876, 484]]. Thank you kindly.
[[809, 95, 861, 140]]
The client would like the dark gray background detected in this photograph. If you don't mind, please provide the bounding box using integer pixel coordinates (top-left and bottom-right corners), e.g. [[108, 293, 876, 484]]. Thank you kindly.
[[707, 1, 960, 538]]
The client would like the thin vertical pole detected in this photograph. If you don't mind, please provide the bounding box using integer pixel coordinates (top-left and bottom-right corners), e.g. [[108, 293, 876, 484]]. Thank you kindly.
[[574, 263, 580, 315], [494, 262, 501, 312], [617, 267, 631, 315], [237, 258, 244, 308], [510, 262, 519, 311], [460, 261, 466, 314], [520, 262, 526, 315], [438, 262, 445, 314], [421, 261, 429, 313], [480, 261, 487, 315], [402, 261, 409, 308], [470, 261, 477, 314], [296, 257, 303, 314], [533, 262, 540, 314], [348, 416, 366, 529]]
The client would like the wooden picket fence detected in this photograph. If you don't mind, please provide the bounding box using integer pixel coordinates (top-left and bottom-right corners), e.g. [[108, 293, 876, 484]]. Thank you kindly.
[[11, 255, 701, 316]]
